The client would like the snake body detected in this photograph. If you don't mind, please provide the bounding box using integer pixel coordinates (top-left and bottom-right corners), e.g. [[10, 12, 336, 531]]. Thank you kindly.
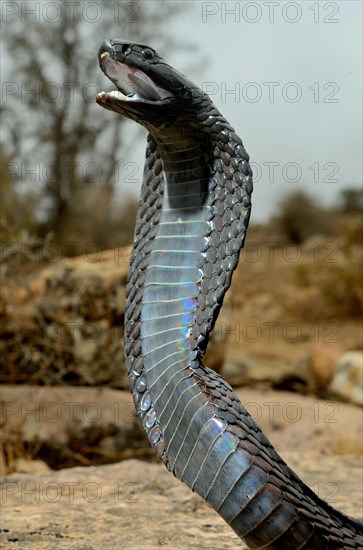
[[96, 39, 363, 549]]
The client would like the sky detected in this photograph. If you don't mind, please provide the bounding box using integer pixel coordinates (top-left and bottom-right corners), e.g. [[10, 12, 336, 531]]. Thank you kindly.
[[1, 1, 361, 223], [122, 0, 362, 221]]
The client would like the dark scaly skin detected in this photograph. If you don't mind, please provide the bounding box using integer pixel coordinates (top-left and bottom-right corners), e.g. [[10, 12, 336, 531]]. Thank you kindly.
[[96, 39, 363, 549]]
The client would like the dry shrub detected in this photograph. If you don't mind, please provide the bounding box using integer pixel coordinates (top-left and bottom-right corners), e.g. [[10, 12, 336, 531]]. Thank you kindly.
[[294, 241, 362, 320], [274, 190, 332, 244]]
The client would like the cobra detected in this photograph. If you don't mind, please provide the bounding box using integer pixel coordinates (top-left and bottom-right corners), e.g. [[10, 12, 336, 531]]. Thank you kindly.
[[96, 39, 362, 549]]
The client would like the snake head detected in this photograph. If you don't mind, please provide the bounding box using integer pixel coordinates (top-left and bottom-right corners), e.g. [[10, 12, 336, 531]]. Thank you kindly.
[[96, 39, 207, 128]]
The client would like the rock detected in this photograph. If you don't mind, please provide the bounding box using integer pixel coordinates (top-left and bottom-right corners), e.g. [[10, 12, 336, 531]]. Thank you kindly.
[[2, 386, 361, 474], [1, 249, 130, 388], [1, 386, 147, 472], [1, 456, 362, 549], [328, 351, 363, 406], [204, 290, 232, 374], [236, 388, 362, 457], [224, 347, 310, 392], [13, 458, 51, 474], [310, 341, 344, 392]]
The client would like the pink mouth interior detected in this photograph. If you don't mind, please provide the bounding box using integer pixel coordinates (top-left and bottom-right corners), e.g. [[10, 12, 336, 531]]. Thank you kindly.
[[101, 55, 173, 102]]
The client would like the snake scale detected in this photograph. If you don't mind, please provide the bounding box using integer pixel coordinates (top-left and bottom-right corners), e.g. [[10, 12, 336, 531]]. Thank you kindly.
[[96, 39, 363, 549]]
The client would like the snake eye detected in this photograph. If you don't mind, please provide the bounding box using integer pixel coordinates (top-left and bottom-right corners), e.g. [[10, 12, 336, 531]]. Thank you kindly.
[[142, 48, 154, 60]]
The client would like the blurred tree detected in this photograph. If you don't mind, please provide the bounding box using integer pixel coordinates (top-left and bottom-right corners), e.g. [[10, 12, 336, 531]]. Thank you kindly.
[[0, 143, 40, 247], [1, 0, 187, 249], [339, 188, 363, 212]]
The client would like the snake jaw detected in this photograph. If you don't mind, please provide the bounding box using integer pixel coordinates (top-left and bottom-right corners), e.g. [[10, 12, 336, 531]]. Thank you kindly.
[[96, 90, 138, 103], [98, 50, 173, 105]]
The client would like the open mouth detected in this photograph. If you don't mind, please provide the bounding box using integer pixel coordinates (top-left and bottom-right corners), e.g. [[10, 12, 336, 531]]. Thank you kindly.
[[97, 51, 173, 104]]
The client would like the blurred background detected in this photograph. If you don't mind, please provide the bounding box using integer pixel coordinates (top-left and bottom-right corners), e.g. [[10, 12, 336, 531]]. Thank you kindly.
[[1, 1, 362, 475]]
